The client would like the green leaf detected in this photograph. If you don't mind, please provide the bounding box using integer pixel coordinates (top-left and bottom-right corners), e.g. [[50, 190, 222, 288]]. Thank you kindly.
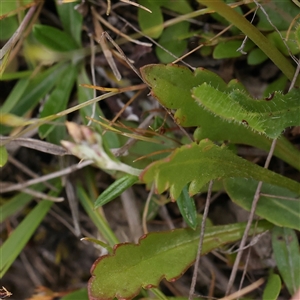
[[140, 64, 226, 128], [296, 24, 300, 49], [0, 77, 30, 114], [0, 186, 44, 222], [10, 62, 69, 117], [140, 64, 300, 170], [192, 84, 300, 139], [33, 24, 79, 52], [272, 227, 300, 295], [88, 220, 273, 300], [213, 40, 244, 59], [0, 0, 34, 17], [267, 31, 299, 56], [94, 174, 139, 208], [77, 185, 119, 246], [0, 70, 32, 81], [61, 288, 89, 300], [0, 16, 19, 40], [176, 185, 197, 229], [39, 64, 78, 138], [197, 0, 300, 86], [140, 140, 300, 199], [0, 200, 53, 277], [77, 67, 120, 149], [263, 273, 281, 300], [263, 76, 287, 98], [159, 0, 192, 14], [224, 178, 300, 230], [55, 0, 83, 47], [0, 146, 8, 167], [156, 22, 190, 63], [247, 48, 268, 65], [256, 1, 299, 31], [138, 0, 164, 38]]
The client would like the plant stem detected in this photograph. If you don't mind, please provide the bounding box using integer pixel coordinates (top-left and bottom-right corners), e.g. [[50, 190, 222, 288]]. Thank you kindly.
[[189, 180, 214, 300], [226, 138, 277, 295]]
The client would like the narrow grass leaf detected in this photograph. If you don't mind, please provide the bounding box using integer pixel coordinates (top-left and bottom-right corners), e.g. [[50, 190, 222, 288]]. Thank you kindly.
[[0, 200, 53, 277], [39, 64, 78, 138], [94, 174, 139, 208], [176, 185, 197, 229], [1, 77, 29, 113], [77, 67, 120, 149], [33, 24, 79, 52], [81, 238, 113, 254], [88, 220, 273, 300], [55, 1, 83, 46], [272, 227, 300, 295], [263, 273, 281, 300], [224, 178, 300, 230], [0, 185, 44, 222], [10, 62, 69, 117], [0, 146, 8, 167], [77, 185, 119, 246]]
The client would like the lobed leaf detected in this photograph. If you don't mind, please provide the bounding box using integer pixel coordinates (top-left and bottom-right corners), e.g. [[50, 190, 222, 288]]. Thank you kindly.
[[272, 227, 300, 296], [193, 84, 300, 139], [140, 140, 300, 200], [88, 220, 272, 300], [140, 64, 300, 170]]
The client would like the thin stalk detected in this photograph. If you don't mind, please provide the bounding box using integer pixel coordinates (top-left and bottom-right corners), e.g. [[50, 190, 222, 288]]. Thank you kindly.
[[226, 138, 277, 295], [189, 180, 214, 300]]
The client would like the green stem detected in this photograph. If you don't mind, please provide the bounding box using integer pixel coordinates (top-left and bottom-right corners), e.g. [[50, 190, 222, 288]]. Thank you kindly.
[[151, 288, 169, 300], [77, 185, 119, 246], [198, 0, 300, 86]]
